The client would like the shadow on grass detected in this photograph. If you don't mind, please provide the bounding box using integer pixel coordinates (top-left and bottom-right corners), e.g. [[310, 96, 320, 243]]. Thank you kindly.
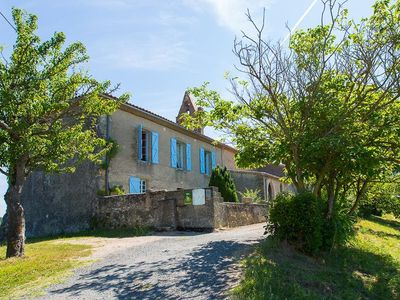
[[362, 228, 400, 240], [233, 236, 400, 299], [368, 215, 400, 230]]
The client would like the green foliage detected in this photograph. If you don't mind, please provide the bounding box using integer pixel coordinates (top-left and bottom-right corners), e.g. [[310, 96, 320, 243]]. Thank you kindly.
[[267, 192, 325, 254], [233, 215, 400, 299], [109, 185, 124, 195], [209, 166, 239, 203], [359, 179, 400, 218], [182, 0, 400, 218], [0, 8, 129, 177], [97, 185, 125, 196], [100, 138, 119, 170], [267, 192, 355, 254], [239, 188, 263, 203], [322, 207, 356, 251]]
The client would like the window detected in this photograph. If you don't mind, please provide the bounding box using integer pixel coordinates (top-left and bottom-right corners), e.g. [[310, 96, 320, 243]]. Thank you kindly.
[[205, 151, 212, 175], [140, 130, 149, 162], [200, 148, 216, 175], [129, 176, 146, 194], [171, 138, 191, 171], [176, 141, 185, 169], [137, 125, 159, 164], [140, 180, 146, 194]]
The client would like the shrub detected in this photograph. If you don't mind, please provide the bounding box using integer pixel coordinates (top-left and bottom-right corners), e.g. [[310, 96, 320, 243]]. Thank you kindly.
[[209, 166, 239, 202], [239, 188, 264, 203], [267, 192, 355, 254], [267, 192, 325, 254]]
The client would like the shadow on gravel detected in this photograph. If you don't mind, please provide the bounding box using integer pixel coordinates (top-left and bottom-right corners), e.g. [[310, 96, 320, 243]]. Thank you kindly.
[[48, 239, 261, 299]]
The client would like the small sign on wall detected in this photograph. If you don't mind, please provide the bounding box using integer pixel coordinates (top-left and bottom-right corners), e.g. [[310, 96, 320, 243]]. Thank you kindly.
[[184, 191, 192, 205], [192, 189, 205, 206]]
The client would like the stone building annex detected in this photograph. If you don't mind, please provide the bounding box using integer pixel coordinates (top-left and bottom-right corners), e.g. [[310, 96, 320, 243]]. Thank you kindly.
[[19, 93, 291, 237]]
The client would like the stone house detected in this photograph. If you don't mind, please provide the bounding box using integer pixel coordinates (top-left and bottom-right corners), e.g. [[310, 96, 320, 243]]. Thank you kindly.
[[102, 92, 237, 195], [17, 92, 290, 237]]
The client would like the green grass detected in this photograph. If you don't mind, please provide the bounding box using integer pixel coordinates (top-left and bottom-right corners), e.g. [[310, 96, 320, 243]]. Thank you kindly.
[[0, 227, 148, 299], [0, 241, 91, 299], [232, 215, 400, 299]]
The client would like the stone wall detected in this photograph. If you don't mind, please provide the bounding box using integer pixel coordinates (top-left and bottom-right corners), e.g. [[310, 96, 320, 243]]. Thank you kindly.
[[21, 161, 100, 238], [229, 169, 289, 202], [94, 190, 177, 230], [214, 202, 267, 228], [94, 187, 267, 231]]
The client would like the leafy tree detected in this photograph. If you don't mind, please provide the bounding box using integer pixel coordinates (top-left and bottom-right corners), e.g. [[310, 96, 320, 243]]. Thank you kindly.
[[182, 0, 400, 218], [359, 173, 400, 217], [209, 166, 239, 202], [0, 9, 129, 257]]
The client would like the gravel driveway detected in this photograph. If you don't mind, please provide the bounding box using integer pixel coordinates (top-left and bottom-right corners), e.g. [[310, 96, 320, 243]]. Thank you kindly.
[[40, 223, 265, 300]]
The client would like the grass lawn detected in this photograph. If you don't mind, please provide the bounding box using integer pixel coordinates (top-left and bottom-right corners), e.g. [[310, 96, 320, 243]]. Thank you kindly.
[[232, 215, 400, 299], [0, 227, 148, 299]]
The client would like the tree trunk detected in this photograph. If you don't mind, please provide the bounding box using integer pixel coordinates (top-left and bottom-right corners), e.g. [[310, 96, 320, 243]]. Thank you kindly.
[[327, 177, 335, 219], [348, 180, 368, 215], [5, 160, 27, 258]]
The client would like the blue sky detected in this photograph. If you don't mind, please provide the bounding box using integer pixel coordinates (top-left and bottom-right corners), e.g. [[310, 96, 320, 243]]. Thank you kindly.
[[0, 0, 375, 216]]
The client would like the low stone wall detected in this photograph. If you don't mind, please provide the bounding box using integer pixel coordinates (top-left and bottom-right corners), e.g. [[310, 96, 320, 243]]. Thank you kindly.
[[94, 187, 267, 231], [94, 190, 178, 230], [214, 202, 268, 228]]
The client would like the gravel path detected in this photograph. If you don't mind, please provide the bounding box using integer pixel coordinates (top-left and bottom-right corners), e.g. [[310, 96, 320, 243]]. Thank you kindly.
[[40, 223, 265, 300]]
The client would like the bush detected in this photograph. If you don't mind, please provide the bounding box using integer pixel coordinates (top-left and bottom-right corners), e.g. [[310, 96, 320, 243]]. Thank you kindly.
[[267, 192, 355, 254], [239, 188, 264, 203], [209, 166, 239, 202], [267, 192, 324, 254], [322, 207, 356, 251]]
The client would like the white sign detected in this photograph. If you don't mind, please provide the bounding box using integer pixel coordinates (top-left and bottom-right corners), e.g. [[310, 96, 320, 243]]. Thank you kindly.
[[192, 189, 205, 206]]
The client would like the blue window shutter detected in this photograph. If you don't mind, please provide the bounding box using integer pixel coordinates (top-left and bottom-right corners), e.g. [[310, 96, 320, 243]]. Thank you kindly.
[[211, 151, 217, 170], [151, 131, 159, 164], [186, 143, 191, 171], [170, 138, 177, 168], [137, 124, 143, 160], [200, 148, 205, 174], [129, 176, 140, 194]]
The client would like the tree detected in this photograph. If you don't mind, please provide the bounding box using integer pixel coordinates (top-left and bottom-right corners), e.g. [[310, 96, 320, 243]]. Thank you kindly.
[[182, 0, 400, 218], [0, 8, 129, 258], [209, 166, 239, 202]]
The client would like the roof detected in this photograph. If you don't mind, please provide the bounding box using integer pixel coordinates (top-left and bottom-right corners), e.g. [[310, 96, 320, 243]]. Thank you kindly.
[[101, 93, 237, 153], [255, 164, 285, 178], [229, 168, 282, 179]]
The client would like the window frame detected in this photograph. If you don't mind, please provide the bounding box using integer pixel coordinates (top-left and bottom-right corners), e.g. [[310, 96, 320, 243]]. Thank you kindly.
[[176, 141, 186, 170], [204, 150, 212, 175], [140, 179, 146, 194]]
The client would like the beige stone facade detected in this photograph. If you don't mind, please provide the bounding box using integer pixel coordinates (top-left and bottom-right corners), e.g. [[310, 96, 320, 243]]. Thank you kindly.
[[104, 102, 237, 194]]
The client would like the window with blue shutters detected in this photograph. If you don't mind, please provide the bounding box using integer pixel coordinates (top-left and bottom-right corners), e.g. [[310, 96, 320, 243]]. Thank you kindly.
[[205, 151, 211, 175], [200, 148, 216, 175], [176, 142, 184, 169], [130, 177, 146, 194], [171, 138, 191, 170], [137, 125, 158, 164]]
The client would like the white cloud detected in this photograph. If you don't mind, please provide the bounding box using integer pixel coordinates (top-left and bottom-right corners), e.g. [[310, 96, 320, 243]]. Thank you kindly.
[[98, 35, 190, 71], [184, 0, 272, 34]]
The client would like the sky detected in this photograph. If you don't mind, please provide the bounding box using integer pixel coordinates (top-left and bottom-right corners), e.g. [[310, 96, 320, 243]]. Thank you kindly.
[[0, 0, 375, 216]]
